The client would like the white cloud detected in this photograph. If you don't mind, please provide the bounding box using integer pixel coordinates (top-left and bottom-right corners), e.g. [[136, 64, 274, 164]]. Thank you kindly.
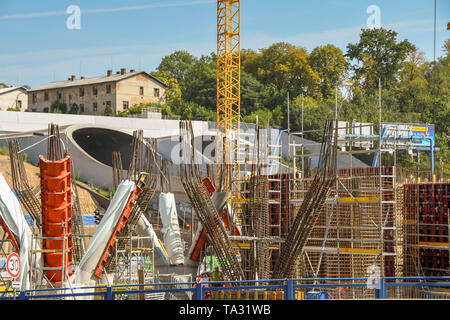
[[386, 18, 447, 33], [0, 0, 215, 20], [1, 12, 446, 86], [0, 41, 216, 87], [0, 41, 215, 66], [243, 25, 363, 51], [242, 18, 448, 52]]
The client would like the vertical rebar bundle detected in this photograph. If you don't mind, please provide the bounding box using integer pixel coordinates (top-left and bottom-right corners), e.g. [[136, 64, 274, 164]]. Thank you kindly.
[[107, 137, 159, 272], [272, 120, 338, 279], [127, 130, 145, 183], [216, 163, 232, 192], [180, 120, 245, 282], [112, 151, 124, 190], [47, 123, 63, 161], [206, 163, 216, 189], [8, 140, 41, 226], [65, 149, 85, 263], [137, 138, 159, 211], [248, 126, 270, 280], [124, 137, 158, 234], [160, 158, 172, 194]]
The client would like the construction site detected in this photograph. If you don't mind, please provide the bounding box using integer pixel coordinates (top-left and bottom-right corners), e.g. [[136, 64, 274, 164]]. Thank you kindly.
[[0, 1, 448, 301]]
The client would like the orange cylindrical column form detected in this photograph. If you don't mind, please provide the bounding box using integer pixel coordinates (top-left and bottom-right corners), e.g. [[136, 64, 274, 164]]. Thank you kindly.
[[39, 155, 73, 283]]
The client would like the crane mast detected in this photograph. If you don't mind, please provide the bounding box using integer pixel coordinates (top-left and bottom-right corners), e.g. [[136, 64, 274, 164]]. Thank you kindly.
[[216, 0, 241, 191]]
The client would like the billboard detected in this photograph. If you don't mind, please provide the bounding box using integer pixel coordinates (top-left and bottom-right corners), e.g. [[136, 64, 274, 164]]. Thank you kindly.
[[381, 123, 435, 150]]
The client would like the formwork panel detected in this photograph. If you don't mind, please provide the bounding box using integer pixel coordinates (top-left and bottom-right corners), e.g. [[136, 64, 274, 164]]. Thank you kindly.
[[296, 167, 397, 283], [403, 182, 449, 278], [40, 155, 73, 283]]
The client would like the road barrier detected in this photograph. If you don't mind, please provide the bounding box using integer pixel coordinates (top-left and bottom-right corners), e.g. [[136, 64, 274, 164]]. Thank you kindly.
[[0, 276, 449, 300]]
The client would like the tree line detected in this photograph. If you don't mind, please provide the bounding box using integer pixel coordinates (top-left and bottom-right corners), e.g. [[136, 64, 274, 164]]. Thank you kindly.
[[149, 28, 449, 176], [3, 28, 448, 175]]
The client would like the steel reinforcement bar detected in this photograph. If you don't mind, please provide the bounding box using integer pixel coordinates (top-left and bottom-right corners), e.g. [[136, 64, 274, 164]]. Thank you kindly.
[[272, 120, 338, 279], [180, 120, 245, 283]]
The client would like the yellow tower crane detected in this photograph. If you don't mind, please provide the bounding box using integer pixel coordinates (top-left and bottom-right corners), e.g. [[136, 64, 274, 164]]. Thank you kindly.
[[216, 0, 241, 191]]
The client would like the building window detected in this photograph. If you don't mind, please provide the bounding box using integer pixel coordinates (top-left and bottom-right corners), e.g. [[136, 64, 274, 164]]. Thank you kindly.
[[58, 90, 62, 100], [154, 88, 160, 97], [93, 86, 98, 96], [44, 92, 49, 101], [69, 94, 72, 102], [17, 100, 22, 109], [32, 93, 37, 104], [106, 84, 111, 94], [93, 102, 98, 112], [80, 104, 85, 113], [140, 87, 144, 96], [106, 101, 111, 108], [80, 87, 84, 97], [123, 101, 129, 110]]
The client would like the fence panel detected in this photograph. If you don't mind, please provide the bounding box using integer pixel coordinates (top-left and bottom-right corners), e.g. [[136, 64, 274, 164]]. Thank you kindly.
[[1, 277, 448, 300]]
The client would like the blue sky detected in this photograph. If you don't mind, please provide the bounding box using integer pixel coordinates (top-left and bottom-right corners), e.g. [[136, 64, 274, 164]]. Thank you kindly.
[[0, 0, 448, 87]]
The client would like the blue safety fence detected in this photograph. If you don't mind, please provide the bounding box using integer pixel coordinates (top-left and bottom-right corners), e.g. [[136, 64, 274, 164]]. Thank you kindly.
[[0, 277, 449, 300]]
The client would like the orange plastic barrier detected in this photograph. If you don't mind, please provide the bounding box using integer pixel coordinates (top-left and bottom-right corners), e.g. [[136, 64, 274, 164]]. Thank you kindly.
[[40, 155, 73, 283]]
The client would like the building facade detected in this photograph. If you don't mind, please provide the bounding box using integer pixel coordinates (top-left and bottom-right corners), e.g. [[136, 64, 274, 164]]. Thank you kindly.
[[0, 87, 28, 111], [27, 69, 168, 115]]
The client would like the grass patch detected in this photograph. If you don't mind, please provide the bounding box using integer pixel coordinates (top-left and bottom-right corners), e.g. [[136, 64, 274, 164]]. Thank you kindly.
[[0, 146, 9, 155], [0, 147, 30, 164]]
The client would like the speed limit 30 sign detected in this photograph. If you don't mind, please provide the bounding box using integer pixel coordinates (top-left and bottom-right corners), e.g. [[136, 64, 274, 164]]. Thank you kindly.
[[6, 253, 20, 278]]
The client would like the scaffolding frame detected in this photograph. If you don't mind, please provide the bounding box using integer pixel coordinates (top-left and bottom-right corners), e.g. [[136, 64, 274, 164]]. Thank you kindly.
[[113, 235, 155, 288], [285, 88, 401, 297], [229, 125, 285, 280], [30, 222, 72, 289]]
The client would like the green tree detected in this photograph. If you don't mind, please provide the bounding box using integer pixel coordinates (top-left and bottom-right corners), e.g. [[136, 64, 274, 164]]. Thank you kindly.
[[243, 108, 271, 126], [251, 42, 320, 96], [50, 101, 67, 113], [157, 51, 198, 87], [104, 106, 114, 116], [241, 48, 261, 77], [290, 95, 335, 140], [310, 44, 348, 99], [182, 53, 217, 111], [427, 56, 450, 135], [116, 110, 129, 117], [128, 104, 146, 115], [68, 103, 79, 114], [150, 71, 183, 107], [396, 50, 431, 114], [346, 28, 415, 91], [241, 71, 265, 115]]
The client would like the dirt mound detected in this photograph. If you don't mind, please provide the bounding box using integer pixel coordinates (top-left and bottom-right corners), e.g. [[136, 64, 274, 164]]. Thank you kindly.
[[0, 154, 100, 215]]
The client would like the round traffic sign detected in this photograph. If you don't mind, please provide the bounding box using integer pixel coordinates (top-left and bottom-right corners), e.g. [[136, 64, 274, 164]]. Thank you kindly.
[[6, 253, 20, 278]]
